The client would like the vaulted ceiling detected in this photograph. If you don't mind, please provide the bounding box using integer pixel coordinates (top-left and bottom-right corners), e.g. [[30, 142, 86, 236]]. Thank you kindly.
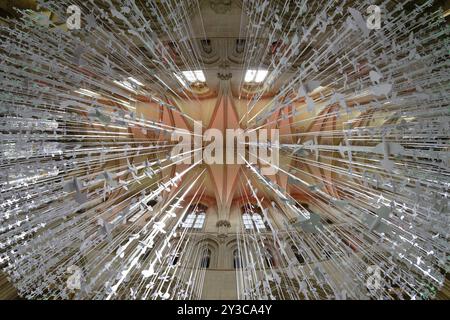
[[0, 0, 449, 300]]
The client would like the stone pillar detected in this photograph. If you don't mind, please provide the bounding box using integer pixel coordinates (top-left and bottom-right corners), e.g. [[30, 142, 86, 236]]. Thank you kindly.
[[216, 220, 231, 268]]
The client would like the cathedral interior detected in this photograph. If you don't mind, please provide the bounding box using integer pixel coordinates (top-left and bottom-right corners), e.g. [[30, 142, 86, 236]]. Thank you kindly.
[[0, 0, 449, 300]]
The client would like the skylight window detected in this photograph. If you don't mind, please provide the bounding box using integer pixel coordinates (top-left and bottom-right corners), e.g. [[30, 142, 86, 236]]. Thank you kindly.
[[182, 213, 196, 228], [181, 211, 206, 229], [174, 70, 206, 86], [186, 70, 206, 82], [193, 213, 205, 229], [244, 69, 268, 83], [253, 214, 266, 231], [242, 213, 254, 230], [242, 213, 266, 231]]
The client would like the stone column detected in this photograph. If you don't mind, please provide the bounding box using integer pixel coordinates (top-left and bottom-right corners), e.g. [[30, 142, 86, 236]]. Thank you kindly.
[[216, 220, 231, 268]]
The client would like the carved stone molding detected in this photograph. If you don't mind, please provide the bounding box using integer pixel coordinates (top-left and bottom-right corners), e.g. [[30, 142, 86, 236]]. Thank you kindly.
[[217, 233, 228, 244], [288, 217, 298, 225], [216, 220, 231, 242], [217, 72, 232, 80], [216, 220, 231, 228]]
